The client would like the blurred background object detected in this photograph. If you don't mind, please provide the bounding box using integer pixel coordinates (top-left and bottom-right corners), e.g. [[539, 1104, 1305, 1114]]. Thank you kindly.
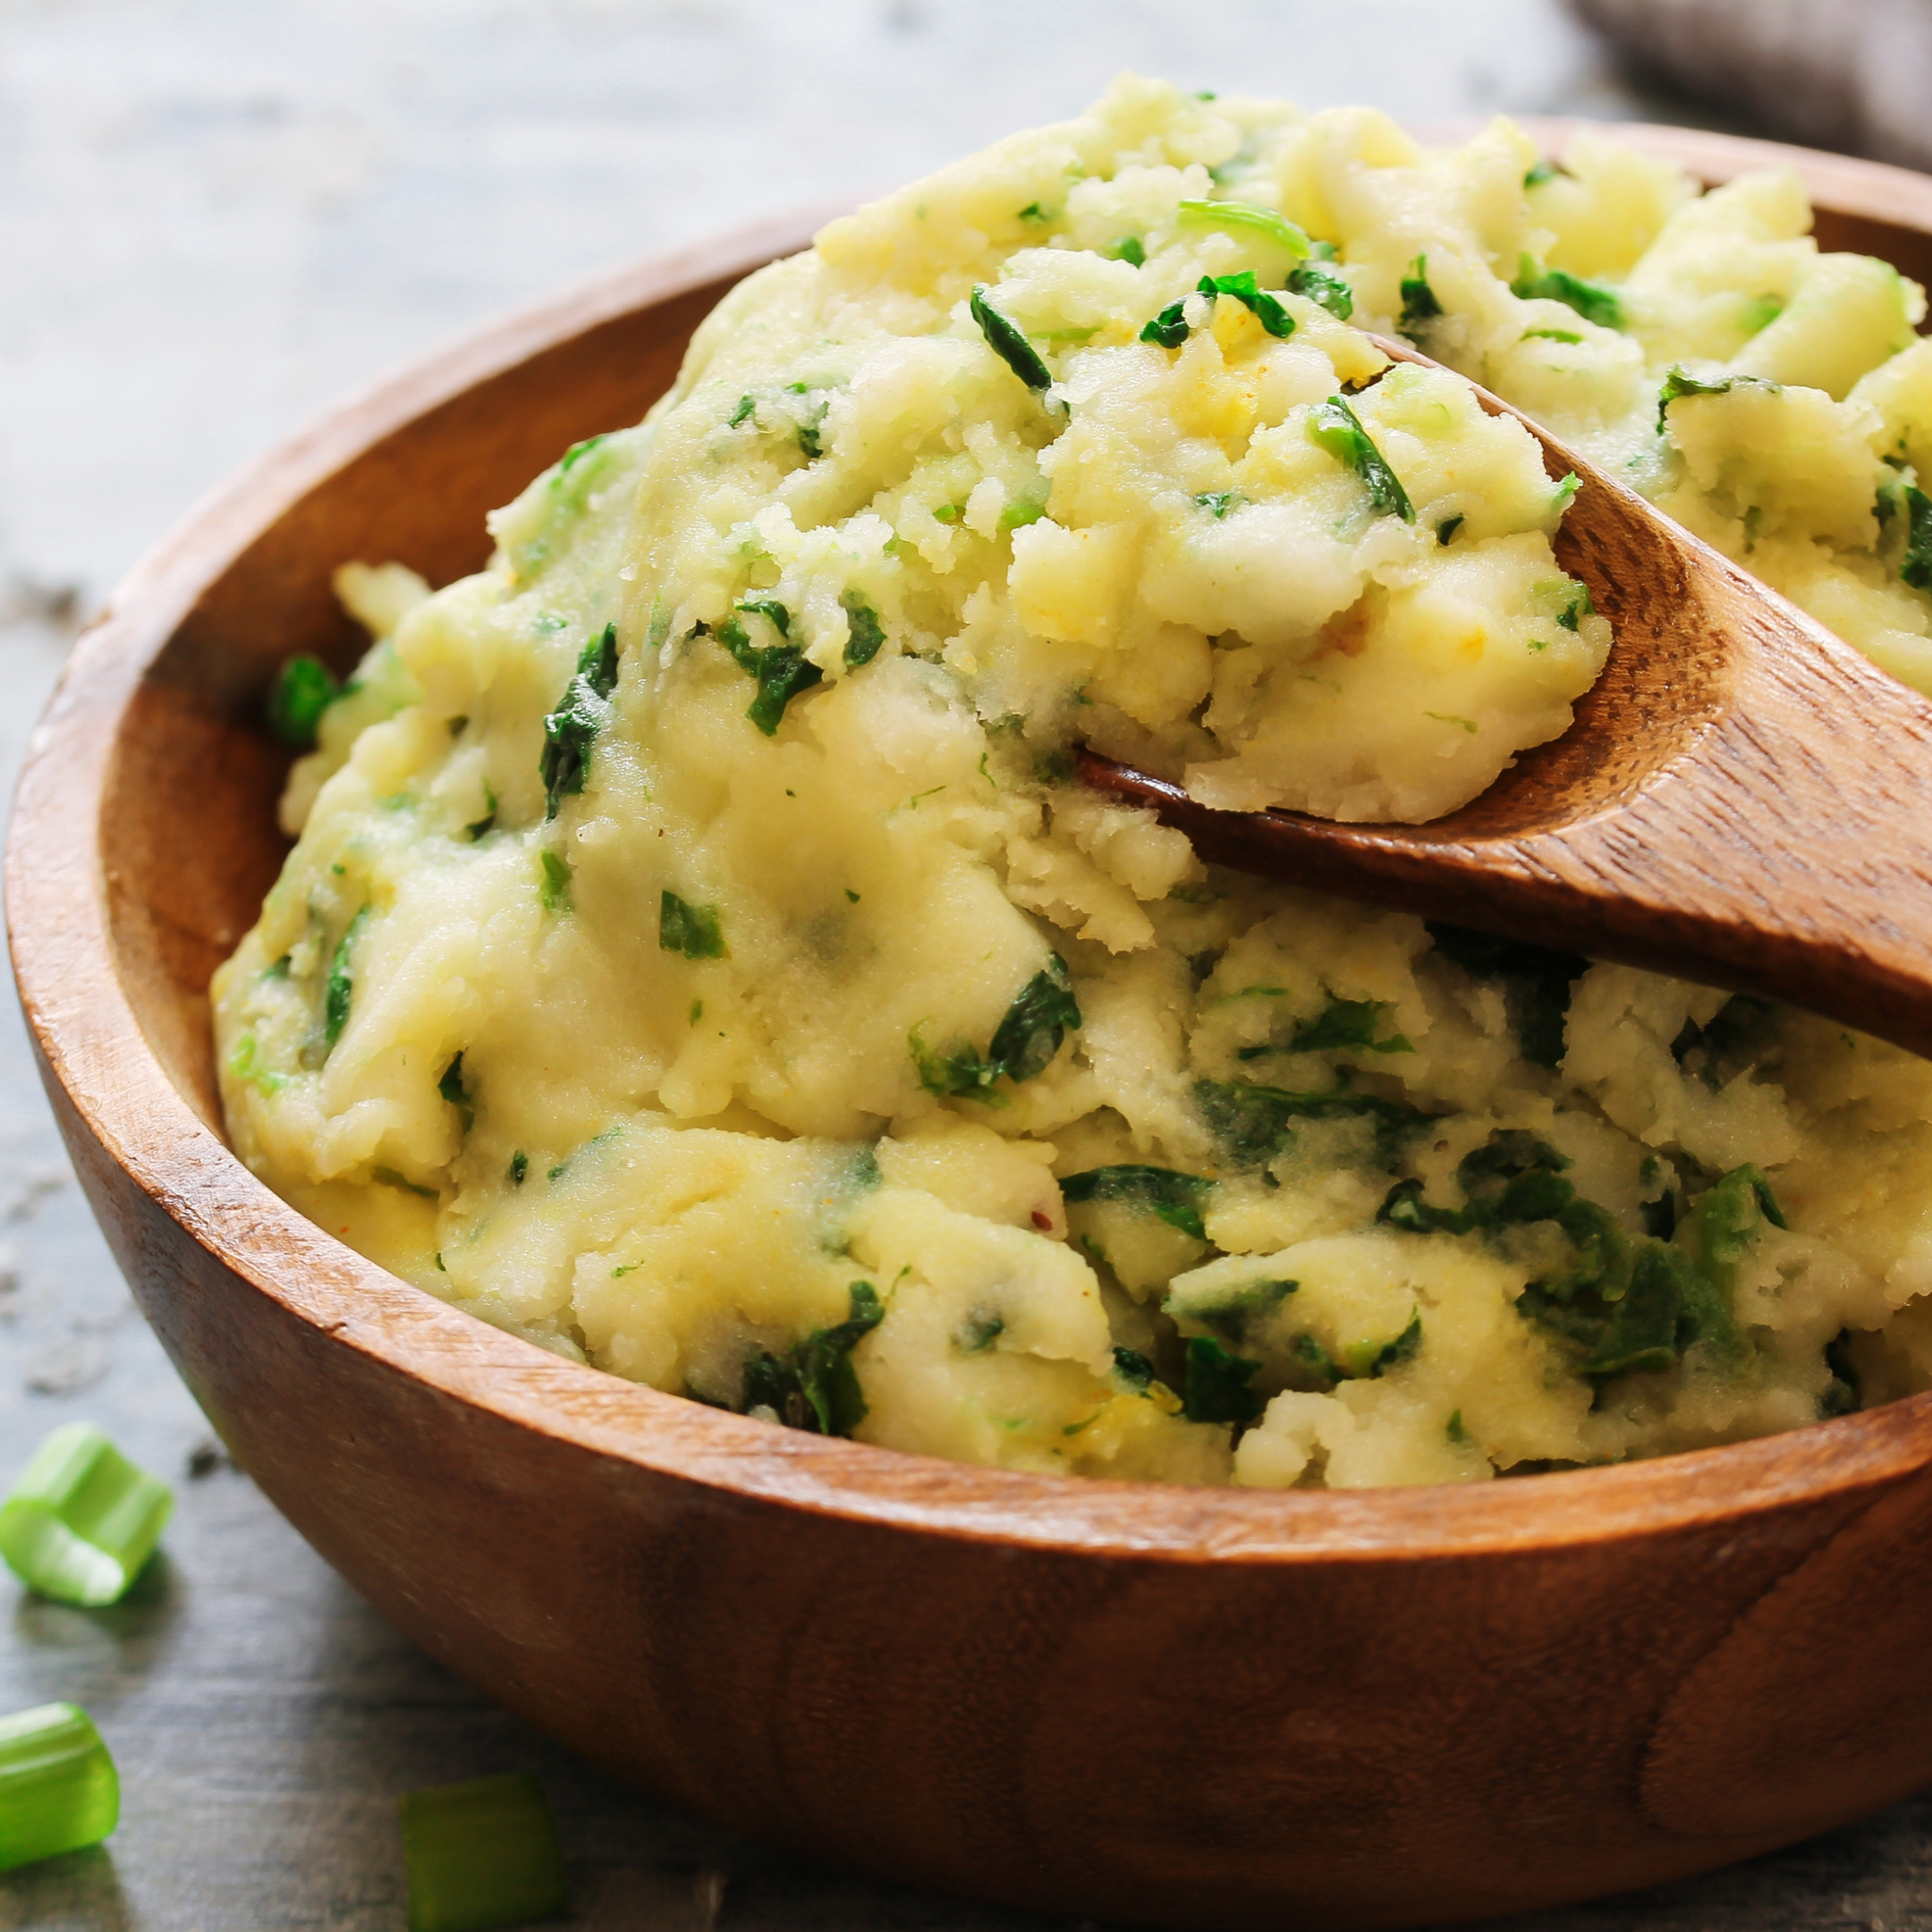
[[1572, 0, 1932, 169]]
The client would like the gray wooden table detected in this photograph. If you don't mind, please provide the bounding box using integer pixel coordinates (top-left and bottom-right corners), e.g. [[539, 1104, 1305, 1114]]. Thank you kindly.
[[0, 4, 1923, 1926]]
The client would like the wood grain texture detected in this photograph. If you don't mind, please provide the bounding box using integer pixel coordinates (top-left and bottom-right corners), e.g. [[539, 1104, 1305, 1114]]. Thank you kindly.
[[13, 131, 1932, 1932], [1084, 333, 1932, 1056]]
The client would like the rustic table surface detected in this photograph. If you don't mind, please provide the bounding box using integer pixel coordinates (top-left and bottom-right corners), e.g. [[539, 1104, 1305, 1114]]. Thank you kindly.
[[0, 4, 1925, 1928]]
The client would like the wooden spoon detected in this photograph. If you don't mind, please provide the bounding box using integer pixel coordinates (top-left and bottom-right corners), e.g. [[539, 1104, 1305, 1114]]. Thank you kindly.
[[1081, 333, 1932, 1057]]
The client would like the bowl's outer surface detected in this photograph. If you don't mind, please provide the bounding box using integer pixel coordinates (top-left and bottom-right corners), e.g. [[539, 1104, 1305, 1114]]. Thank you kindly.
[[15, 131, 1932, 1932]]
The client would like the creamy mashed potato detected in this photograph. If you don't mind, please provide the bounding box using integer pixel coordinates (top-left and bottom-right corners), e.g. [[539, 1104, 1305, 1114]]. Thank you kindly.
[[216, 79, 1932, 1487]]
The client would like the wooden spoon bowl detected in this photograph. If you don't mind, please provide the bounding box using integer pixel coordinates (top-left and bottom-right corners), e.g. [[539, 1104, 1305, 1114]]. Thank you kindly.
[[1087, 334, 1932, 1054], [13, 131, 1932, 1932]]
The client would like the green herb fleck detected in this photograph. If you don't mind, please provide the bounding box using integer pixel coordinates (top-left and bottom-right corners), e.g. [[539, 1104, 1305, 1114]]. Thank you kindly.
[[1399, 254, 1444, 336], [465, 782, 497, 842], [1657, 364, 1778, 433], [267, 655, 341, 750], [437, 1053, 473, 1132], [1061, 1165, 1214, 1241], [958, 1311, 1005, 1353], [660, 890, 727, 960], [1108, 236, 1147, 267], [970, 284, 1055, 394], [539, 622, 619, 818], [1287, 996, 1413, 1056], [1523, 159, 1563, 188], [509, 1151, 528, 1187], [1112, 1346, 1157, 1391], [1902, 484, 1932, 590], [1286, 258, 1354, 319], [1513, 263, 1624, 329], [839, 589, 886, 669], [741, 1282, 886, 1436], [715, 612, 823, 735], [325, 906, 370, 1048], [1194, 490, 1246, 519], [1140, 296, 1191, 349], [373, 1166, 437, 1200], [1425, 711, 1479, 733], [1308, 394, 1415, 523], [1194, 1077, 1439, 1168], [1436, 513, 1464, 546], [1182, 1335, 1265, 1427], [538, 850, 572, 914], [1523, 326, 1583, 344], [728, 394, 757, 428], [911, 955, 1080, 1097]]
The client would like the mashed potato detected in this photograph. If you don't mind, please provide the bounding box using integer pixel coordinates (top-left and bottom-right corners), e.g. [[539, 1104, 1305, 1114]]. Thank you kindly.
[[215, 79, 1932, 1487]]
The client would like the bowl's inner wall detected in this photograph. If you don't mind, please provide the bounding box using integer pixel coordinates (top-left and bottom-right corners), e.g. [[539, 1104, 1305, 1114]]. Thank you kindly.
[[96, 193, 1932, 1141]]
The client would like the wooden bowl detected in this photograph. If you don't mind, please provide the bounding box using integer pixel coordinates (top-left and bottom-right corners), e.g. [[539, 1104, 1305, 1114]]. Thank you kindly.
[[13, 128, 1932, 1932]]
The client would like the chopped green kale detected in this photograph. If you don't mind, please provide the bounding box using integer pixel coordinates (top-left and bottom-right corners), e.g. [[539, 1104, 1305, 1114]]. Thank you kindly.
[[539, 622, 620, 817], [1377, 1131, 1759, 1385], [266, 654, 342, 750], [1398, 255, 1444, 336], [1186, 1277, 1297, 1347], [325, 905, 370, 1048], [1307, 394, 1415, 523], [1425, 920, 1588, 1069], [970, 284, 1055, 394], [1286, 258, 1354, 319], [1193, 1077, 1438, 1168], [911, 955, 1081, 1097], [840, 589, 887, 668], [659, 890, 727, 960], [1112, 1346, 1157, 1391], [1061, 1165, 1214, 1241], [741, 1281, 885, 1436], [714, 608, 823, 735], [1512, 264, 1624, 329], [1182, 1335, 1265, 1427], [1287, 996, 1413, 1056]]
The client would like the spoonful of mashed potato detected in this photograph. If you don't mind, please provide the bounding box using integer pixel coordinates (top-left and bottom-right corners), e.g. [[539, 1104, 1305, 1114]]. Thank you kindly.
[[215, 77, 1932, 1490]]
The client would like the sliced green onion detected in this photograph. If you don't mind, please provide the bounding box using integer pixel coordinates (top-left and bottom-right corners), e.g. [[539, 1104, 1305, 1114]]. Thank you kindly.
[[399, 1772, 568, 1932], [1176, 198, 1312, 258], [0, 1702, 118, 1870], [0, 1424, 173, 1606]]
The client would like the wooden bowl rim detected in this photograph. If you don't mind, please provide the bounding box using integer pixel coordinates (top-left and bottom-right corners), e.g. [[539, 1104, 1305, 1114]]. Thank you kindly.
[[13, 126, 1932, 1567]]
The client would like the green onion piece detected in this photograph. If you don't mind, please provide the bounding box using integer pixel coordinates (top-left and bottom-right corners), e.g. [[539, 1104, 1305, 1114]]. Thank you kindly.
[[970, 284, 1055, 394], [399, 1772, 567, 1932], [1307, 395, 1416, 524], [266, 655, 341, 750], [0, 1424, 173, 1607], [1175, 198, 1312, 258], [0, 1702, 118, 1870]]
